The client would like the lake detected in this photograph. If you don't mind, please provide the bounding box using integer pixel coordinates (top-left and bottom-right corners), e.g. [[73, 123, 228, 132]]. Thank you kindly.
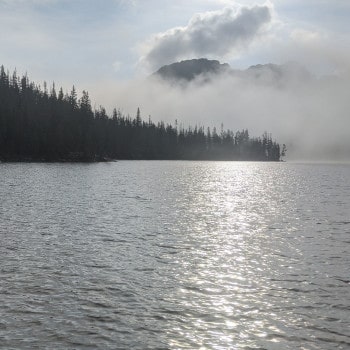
[[0, 161, 349, 349]]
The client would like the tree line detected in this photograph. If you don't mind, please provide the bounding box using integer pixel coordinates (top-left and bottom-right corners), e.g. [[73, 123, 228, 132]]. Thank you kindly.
[[0, 66, 285, 162]]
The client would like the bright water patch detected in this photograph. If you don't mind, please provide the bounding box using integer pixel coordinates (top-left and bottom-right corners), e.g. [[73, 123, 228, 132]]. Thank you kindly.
[[0, 161, 349, 349]]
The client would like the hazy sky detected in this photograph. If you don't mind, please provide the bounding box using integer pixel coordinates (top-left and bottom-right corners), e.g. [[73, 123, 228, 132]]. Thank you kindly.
[[1, 0, 349, 82], [1, 0, 350, 160]]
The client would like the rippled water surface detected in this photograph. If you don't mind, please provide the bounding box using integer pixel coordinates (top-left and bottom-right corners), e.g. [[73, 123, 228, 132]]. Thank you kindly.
[[1, 161, 349, 349]]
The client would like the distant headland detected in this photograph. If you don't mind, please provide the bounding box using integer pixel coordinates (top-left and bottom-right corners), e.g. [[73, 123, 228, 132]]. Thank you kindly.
[[0, 64, 285, 162]]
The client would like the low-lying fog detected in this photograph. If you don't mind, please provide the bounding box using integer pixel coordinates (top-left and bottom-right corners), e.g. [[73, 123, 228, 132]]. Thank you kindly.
[[90, 65, 350, 162]]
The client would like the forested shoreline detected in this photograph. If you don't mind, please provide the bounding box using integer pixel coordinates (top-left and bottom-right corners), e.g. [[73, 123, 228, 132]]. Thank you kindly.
[[0, 66, 284, 162]]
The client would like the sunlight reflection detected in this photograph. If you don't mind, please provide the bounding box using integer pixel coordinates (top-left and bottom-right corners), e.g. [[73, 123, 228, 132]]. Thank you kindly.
[[162, 162, 295, 348]]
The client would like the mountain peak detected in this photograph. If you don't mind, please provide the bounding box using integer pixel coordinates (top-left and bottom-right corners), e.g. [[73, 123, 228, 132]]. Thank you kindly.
[[152, 58, 230, 82], [247, 62, 312, 81], [151, 58, 312, 86]]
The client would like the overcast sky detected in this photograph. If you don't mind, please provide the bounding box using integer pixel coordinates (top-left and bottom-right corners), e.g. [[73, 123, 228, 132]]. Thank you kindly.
[[1, 0, 350, 160], [1, 0, 349, 84]]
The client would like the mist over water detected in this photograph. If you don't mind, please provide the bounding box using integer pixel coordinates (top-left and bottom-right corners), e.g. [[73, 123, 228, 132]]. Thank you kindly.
[[92, 67, 350, 162], [1, 161, 349, 349]]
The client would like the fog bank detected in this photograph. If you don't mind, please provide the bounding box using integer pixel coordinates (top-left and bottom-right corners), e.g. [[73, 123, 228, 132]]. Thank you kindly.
[[88, 67, 350, 161]]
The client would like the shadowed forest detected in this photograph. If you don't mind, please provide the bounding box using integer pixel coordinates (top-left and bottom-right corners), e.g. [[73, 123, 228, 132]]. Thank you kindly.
[[0, 66, 284, 162]]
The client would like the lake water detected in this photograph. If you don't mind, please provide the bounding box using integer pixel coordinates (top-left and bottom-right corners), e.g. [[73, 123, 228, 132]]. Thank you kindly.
[[0, 161, 349, 349]]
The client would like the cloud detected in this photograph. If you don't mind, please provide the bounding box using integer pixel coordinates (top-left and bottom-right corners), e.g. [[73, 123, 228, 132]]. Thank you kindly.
[[290, 29, 322, 44], [267, 25, 350, 77], [141, 3, 272, 70]]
